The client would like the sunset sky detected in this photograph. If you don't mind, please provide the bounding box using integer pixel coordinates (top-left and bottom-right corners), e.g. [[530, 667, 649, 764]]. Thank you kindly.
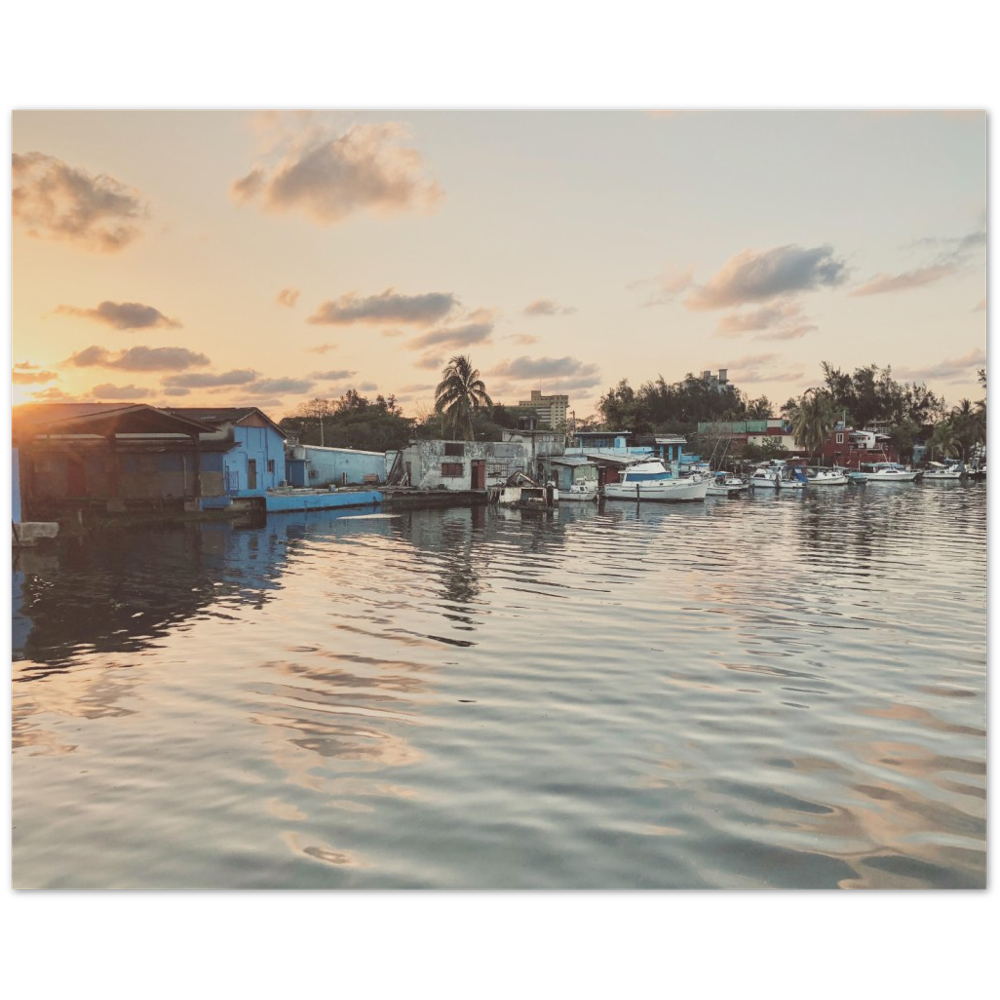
[[11, 110, 987, 421]]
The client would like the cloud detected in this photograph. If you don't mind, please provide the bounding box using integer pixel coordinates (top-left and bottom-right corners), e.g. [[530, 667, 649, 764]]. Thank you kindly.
[[893, 346, 986, 382], [709, 353, 805, 386], [715, 302, 808, 338], [408, 321, 493, 351], [398, 383, 434, 393], [849, 263, 959, 297], [632, 265, 695, 306], [358, 381, 378, 392], [506, 333, 540, 345], [162, 387, 191, 397], [523, 298, 576, 317], [28, 387, 77, 401], [230, 121, 442, 225], [854, 226, 985, 297], [245, 377, 315, 395], [276, 288, 301, 308], [486, 356, 602, 388], [64, 345, 210, 371], [12, 152, 148, 252], [686, 245, 848, 310], [310, 369, 357, 380], [90, 382, 153, 400], [12, 368, 58, 384], [381, 328, 406, 338], [415, 354, 444, 370], [55, 300, 180, 330], [306, 343, 338, 354], [308, 289, 458, 326], [162, 369, 259, 387], [754, 323, 817, 341]]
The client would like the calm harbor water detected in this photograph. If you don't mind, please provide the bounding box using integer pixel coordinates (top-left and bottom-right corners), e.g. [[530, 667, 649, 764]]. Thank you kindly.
[[12, 482, 986, 889]]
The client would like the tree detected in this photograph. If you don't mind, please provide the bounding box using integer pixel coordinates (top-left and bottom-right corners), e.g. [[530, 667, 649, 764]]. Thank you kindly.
[[434, 355, 493, 440], [926, 420, 959, 461], [950, 398, 985, 460], [790, 388, 836, 457]]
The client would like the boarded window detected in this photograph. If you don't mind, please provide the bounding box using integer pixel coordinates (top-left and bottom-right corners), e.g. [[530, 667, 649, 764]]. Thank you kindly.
[[441, 462, 464, 478], [444, 443, 465, 456]]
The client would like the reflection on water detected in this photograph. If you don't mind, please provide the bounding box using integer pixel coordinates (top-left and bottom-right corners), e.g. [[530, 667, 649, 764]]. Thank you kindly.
[[12, 488, 986, 888]]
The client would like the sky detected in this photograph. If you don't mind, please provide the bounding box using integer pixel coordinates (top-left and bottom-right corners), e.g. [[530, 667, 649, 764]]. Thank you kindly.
[[11, 109, 987, 423]]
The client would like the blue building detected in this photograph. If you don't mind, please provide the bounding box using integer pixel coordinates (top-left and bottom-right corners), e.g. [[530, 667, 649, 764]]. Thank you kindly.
[[166, 407, 287, 496]]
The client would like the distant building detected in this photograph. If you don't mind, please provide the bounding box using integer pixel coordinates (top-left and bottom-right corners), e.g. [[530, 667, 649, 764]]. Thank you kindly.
[[817, 424, 897, 468], [701, 369, 729, 391], [518, 390, 569, 429]]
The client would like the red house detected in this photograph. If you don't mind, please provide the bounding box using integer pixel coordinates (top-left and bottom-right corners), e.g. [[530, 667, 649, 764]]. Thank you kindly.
[[817, 424, 897, 469]]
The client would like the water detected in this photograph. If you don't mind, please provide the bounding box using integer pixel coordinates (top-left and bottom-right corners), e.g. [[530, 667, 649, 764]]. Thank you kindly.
[[12, 483, 986, 889]]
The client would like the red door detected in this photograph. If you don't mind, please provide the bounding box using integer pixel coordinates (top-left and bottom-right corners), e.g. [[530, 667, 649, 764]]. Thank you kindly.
[[471, 460, 486, 489]]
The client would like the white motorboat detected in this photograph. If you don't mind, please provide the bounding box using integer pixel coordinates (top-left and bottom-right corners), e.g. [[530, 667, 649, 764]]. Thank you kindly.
[[922, 461, 966, 481], [863, 462, 921, 483], [747, 466, 807, 490], [603, 460, 708, 502], [807, 468, 849, 485], [706, 472, 748, 496], [561, 481, 599, 501]]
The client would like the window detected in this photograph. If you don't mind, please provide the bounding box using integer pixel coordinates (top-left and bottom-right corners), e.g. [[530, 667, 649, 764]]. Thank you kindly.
[[487, 462, 511, 480], [267, 459, 275, 474], [441, 462, 464, 478], [444, 442, 465, 457], [836, 433, 844, 444]]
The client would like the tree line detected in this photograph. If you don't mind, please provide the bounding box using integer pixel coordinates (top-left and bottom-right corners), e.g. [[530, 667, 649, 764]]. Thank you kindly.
[[277, 354, 986, 463]]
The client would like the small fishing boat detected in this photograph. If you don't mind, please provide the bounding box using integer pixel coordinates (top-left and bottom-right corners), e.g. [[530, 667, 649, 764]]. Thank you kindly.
[[747, 465, 807, 490], [706, 472, 748, 496], [923, 461, 966, 481], [561, 481, 599, 501], [807, 468, 849, 485], [864, 462, 921, 482], [603, 460, 708, 502]]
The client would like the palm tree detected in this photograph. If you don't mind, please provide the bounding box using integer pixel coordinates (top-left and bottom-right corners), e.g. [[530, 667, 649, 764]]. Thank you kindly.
[[434, 355, 493, 440], [926, 419, 959, 461], [791, 389, 836, 459], [950, 398, 985, 460]]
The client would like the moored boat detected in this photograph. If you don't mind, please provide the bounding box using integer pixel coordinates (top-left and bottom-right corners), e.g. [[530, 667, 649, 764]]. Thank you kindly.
[[922, 461, 966, 481], [807, 468, 849, 485], [706, 472, 748, 496], [561, 481, 599, 501], [863, 462, 921, 482], [747, 465, 807, 490], [603, 460, 708, 502]]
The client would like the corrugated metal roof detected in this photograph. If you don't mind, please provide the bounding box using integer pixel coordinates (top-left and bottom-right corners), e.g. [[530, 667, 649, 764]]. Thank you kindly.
[[545, 456, 597, 467], [166, 406, 284, 435]]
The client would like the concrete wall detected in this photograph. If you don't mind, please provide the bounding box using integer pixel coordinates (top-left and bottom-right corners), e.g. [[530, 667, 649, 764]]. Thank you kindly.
[[400, 440, 533, 489], [294, 445, 386, 486]]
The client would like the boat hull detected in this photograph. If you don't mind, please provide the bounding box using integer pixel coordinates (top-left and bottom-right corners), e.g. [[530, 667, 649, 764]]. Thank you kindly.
[[604, 478, 708, 502]]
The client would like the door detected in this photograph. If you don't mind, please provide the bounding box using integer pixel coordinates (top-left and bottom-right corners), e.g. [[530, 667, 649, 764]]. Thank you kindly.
[[67, 460, 87, 496], [471, 459, 486, 489], [247, 458, 258, 490]]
